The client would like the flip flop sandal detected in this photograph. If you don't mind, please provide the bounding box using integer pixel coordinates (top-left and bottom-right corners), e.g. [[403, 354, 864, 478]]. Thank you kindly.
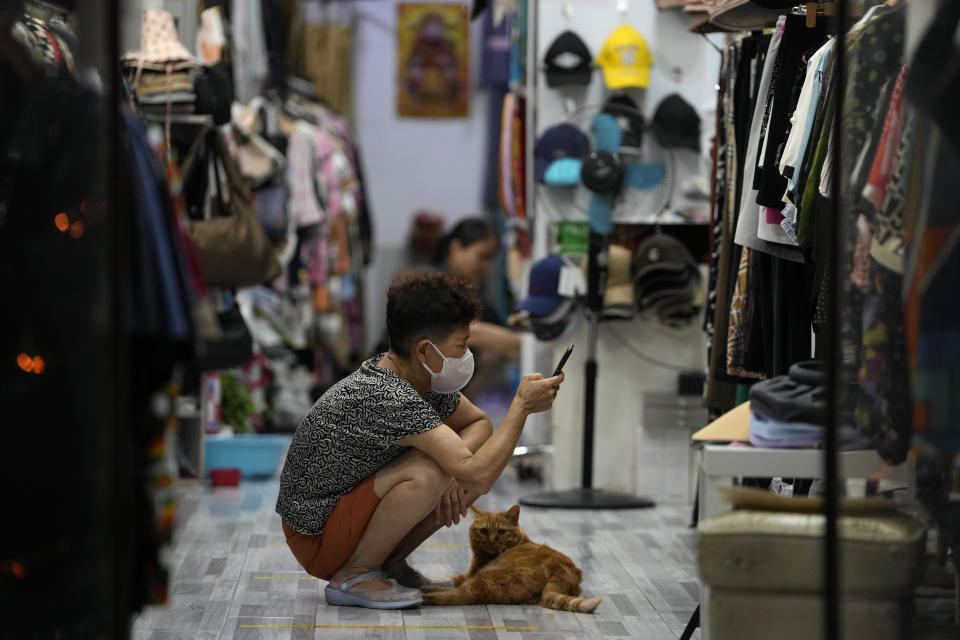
[[324, 570, 423, 609]]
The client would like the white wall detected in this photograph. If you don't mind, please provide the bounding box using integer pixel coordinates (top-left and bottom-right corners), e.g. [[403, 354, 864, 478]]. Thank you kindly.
[[354, 1, 492, 350]]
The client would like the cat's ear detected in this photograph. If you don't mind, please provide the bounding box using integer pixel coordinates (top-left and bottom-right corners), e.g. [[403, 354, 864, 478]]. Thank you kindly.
[[469, 505, 482, 516], [504, 504, 520, 524]]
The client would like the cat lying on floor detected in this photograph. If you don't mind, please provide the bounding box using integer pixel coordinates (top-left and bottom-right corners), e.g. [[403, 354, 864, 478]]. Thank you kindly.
[[421, 505, 602, 614]]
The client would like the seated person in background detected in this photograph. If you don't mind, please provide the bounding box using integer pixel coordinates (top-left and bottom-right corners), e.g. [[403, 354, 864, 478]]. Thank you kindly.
[[276, 273, 563, 609], [431, 217, 521, 397]]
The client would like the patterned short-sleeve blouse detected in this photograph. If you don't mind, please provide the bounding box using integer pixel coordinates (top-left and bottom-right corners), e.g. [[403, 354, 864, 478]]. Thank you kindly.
[[276, 355, 460, 535]]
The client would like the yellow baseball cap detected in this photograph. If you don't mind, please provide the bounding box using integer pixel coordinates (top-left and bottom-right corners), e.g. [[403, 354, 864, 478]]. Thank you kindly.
[[596, 25, 653, 89]]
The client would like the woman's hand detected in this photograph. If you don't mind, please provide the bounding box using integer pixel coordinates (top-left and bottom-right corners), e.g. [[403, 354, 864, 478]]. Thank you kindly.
[[514, 372, 564, 415], [433, 478, 468, 527]]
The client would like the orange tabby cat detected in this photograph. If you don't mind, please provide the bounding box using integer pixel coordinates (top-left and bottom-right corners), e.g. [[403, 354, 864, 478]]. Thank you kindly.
[[421, 505, 601, 613]]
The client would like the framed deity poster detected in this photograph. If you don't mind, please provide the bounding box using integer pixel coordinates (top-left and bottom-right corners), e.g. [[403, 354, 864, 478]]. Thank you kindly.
[[396, 3, 469, 118]]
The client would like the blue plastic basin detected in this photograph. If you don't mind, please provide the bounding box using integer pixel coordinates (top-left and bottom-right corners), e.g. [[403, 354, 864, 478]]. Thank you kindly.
[[205, 434, 291, 479]]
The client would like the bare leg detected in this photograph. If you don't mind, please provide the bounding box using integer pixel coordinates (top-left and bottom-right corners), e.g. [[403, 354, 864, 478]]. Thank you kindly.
[[327, 450, 449, 593]]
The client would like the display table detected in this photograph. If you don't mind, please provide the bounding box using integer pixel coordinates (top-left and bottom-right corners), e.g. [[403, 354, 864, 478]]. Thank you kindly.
[[697, 444, 913, 522], [691, 444, 916, 640]]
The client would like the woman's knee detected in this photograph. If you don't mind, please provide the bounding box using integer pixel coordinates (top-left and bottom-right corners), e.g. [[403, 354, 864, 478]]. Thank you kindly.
[[405, 456, 450, 495], [375, 449, 450, 498]]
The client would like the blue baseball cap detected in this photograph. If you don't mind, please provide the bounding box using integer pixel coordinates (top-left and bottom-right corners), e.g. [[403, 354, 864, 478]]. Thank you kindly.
[[534, 124, 590, 182], [516, 255, 567, 317], [544, 157, 582, 186]]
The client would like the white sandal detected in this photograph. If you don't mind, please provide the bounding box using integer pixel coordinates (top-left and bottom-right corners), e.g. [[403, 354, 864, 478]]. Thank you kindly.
[[324, 570, 423, 609]]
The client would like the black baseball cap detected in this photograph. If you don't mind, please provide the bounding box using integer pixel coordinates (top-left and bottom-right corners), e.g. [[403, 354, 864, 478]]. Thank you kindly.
[[652, 94, 701, 152], [543, 31, 593, 88], [603, 94, 646, 149]]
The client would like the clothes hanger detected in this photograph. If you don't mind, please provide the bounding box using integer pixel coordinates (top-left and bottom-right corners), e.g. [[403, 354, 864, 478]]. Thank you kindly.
[[23, 0, 69, 21], [0, 4, 39, 80]]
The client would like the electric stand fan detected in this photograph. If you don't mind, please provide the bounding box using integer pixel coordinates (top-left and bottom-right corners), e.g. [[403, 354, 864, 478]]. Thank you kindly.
[[520, 102, 674, 509]]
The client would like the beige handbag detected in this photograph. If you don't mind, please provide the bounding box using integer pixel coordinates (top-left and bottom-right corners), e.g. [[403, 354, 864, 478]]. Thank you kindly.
[[179, 127, 281, 287]]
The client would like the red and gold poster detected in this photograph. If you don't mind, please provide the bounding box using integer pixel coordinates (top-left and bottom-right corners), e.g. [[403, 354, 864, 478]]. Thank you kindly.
[[396, 3, 469, 118]]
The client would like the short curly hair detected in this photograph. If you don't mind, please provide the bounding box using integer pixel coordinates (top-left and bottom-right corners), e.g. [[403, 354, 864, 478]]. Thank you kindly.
[[387, 272, 481, 356]]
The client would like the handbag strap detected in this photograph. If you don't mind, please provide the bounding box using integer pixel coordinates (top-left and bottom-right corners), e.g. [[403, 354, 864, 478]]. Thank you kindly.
[[210, 144, 225, 214], [210, 130, 252, 202], [179, 125, 215, 185]]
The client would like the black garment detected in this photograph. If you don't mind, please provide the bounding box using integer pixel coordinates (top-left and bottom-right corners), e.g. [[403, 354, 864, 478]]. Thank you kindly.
[[749, 252, 815, 379], [907, 0, 960, 156], [732, 34, 769, 217], [261, 0, 288, 91], [755, 15, 829, 209]]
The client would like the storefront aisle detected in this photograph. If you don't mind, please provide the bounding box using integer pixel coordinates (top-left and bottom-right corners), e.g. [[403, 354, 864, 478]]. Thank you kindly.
[[132, 465, 699, 639]]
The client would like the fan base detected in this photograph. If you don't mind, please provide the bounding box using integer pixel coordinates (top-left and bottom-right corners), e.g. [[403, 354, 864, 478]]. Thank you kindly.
[[519, 488, 656, 510]]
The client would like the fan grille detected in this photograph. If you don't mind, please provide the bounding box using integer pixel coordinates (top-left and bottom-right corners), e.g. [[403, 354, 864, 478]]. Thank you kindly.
[[537, 103, 675, 226]]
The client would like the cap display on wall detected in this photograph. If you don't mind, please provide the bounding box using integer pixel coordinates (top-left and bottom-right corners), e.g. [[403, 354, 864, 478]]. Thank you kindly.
[[533, 123, 590, 182], [652, 94, 701, 152], [543, 31, 593, 88], [596, 25, 653, 89]]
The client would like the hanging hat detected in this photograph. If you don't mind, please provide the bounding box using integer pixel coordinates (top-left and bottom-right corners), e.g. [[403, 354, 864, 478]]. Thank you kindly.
[[530, 297, 579, 342], [533, 124, 590, 182], [602, 244, 636, 318], [633, 232, 698, 279], [122, 9, 197, 66], [633, 233, 700, 311], [603, 94, 646, 149], [543, 31, 594, 88], [707, 0, 782, 32], [516, 255, 568, 317], [596, 25, 654, 89], [652, 94, 702, 152]]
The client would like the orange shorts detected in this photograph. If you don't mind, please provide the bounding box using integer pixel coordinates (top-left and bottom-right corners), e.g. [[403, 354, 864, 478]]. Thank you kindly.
[[282, 474, 381, 581]]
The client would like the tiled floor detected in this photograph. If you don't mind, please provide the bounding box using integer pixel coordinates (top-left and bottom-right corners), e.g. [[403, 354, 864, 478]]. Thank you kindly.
[[132, 452, 700, 640]]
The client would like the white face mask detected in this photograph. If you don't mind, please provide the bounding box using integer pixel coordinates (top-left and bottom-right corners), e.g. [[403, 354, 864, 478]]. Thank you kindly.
[[421, 341, 475, 394]]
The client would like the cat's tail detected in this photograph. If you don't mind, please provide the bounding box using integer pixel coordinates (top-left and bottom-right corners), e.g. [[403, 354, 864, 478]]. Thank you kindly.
[[540, 591, 602, 614]]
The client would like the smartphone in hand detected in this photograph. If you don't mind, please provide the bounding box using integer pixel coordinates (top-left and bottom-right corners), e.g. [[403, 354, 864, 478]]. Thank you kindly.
[[553, 344, 574, 377]]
